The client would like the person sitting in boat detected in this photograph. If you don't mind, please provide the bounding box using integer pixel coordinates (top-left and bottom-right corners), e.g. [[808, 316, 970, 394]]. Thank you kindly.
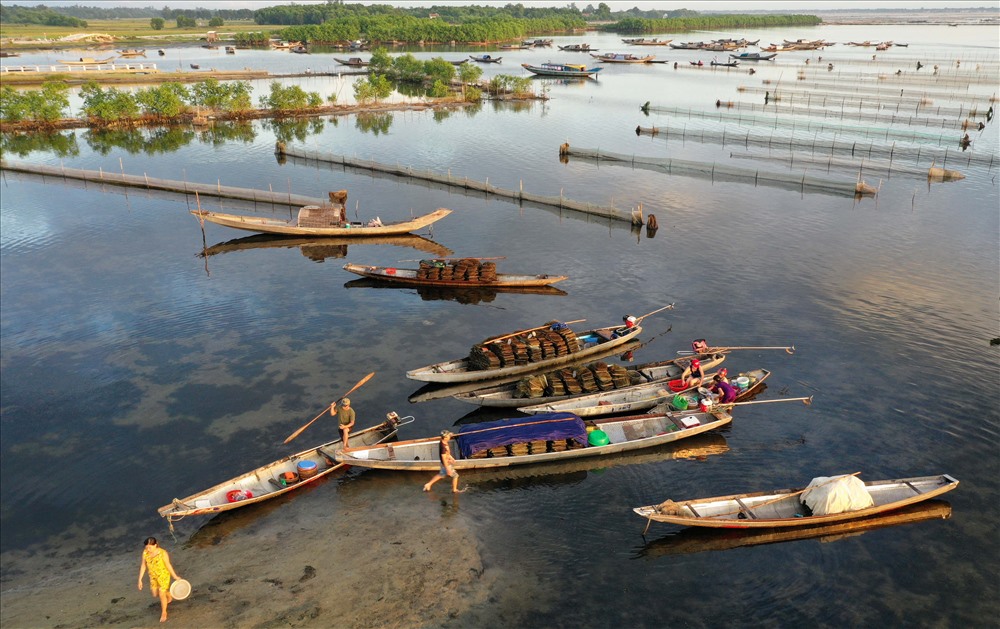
[[707, 373, 738, 404], [691, 338, 711, 354], [681, 357, 705, 387], [332, 397, 356, 448]]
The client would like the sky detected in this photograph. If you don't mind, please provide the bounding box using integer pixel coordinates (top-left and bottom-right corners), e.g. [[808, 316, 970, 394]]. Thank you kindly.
[[19, 1, 999, 11]]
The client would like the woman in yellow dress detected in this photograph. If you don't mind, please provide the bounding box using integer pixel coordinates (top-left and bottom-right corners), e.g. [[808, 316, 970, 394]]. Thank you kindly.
[[138, 537, 182, 623]]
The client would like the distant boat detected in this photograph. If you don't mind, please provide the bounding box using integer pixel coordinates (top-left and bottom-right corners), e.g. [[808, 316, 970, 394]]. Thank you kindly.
[[58, 56, 116, 65], [291, 45, 309, 54], [157, 49, 165, 56], [190, 63, 200, 69], [729, 52, 777, 61], [591, 53, 655, 64], [225, 46, 236, 54], [118, 48, 146, 57], [342, 261, 568, 289], [558, 43, 595, 52], [469, 54, 502, 63], [711, 59, 739, 67], [335, 57, 369, 66], [521, 62, 602, 77]]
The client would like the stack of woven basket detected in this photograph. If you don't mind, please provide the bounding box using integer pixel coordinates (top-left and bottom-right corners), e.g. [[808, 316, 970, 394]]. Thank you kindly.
[[514, 362, 640, 398], [416, 259, 498, 282], [467, 323, 581, 371]]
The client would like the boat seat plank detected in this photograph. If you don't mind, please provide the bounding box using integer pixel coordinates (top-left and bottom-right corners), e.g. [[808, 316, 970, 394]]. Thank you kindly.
[[594, 329, 614, 342], [735, 497, 758, 519], [685, 503, 702, 518], [904, 481, 922, 495]]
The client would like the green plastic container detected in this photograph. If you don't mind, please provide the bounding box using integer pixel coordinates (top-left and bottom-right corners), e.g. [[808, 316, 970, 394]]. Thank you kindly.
[[588, 429, 610, 446], [671, 394, 689, 410]]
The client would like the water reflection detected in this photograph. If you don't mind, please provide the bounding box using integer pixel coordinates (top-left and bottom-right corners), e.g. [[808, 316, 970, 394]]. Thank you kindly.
[[355, 112, 394, 135], [78, 121, 260, 155], [343, 277, 569, 302], [468, 432, 730, 487], [634, 500, 953, 559], [199, 233, 453, 262], [263, 117, 329, 144], [0, 131, 80, 158]]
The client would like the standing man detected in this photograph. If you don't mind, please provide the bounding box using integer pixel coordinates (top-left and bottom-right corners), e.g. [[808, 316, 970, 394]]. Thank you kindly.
[[423, 432, 465, 493], [333, 397, 356, 448]]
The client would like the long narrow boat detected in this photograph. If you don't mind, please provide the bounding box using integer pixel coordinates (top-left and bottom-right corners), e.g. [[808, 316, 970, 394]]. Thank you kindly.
[[157, 416, 406, 521], [406, 320, 644, 383], [558, 44, 595, 52], [519, 368, 768, 417], [591, 53, 656, 63], [637, 501, 953, 558], [191, 207, 451, 236], [729, 52, 777, 61], [633, 474, 959, 529], [345, 278, 568, 299], [336, 409, 732, 471], [334, 57, 369, 66], [453, 352, 726, 408], [521, 62, 602, 78], [469, 54, 502, 63], [58, 56, 117, 65], [342, 262, 567, 288]]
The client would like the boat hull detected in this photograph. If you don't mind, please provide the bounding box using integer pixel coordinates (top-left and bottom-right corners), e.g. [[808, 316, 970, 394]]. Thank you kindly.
[[192, 208, 451, 236], [455, 353, 726, 408], [157, 421, 399, 519], [520, 367, 767, 417], [406, 324, 643, 383], [633, 475, 959, 529], [342, 262, 567, 288], [337, 410, 731, 471]]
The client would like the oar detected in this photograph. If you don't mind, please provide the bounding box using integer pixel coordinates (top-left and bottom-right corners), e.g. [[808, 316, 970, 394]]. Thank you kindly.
[[483, 319, 586, 344], [715, 396, 813, 409], [678, 345, 795, 355], [283, 372, 375, 444], [449, 415, 583, 438], [397, 256, 507, 262]]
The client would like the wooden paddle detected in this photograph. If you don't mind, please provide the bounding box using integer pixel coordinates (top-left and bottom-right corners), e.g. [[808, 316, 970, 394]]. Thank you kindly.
[[283, 372, 375, 444], [715, 396, 812, 409], [482, 319, 586, 344], [678, 345, 795, 355], [398, 256, 507, 262]]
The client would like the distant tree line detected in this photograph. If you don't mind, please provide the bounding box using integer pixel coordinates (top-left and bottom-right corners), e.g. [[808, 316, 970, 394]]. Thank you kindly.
[[606, 14, 822, 33], [1, 4, 255, 21], [0, 5, 87, 27]]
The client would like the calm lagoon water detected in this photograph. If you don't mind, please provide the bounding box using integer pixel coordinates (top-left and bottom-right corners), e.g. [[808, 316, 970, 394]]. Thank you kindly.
[[1, 23, 998, 627]]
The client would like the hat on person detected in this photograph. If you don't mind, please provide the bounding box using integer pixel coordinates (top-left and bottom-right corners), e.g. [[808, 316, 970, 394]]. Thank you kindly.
[[342, 398, 351, 406], [626, 316, 637, 324]]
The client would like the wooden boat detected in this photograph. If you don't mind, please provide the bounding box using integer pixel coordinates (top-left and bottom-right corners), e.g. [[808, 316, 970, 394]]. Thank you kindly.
[[469, 54, 502, 63], [447, 59, 470, 65], [500, 44, 531, 50], [157, 417, 405, 520], [225, 46, 236, 54], [291, 45, 310, 54], [201, 233, 453, 260], [190, 63, 200, 69], [710, 59, 739, 67], [453, 352, 726, 408], [408, 340, 641, 403], [118, 48, 146, 57], [523, 39, 553, 47], [624, 38, 673, 46], [519, 368, 767, 417], [58, 56, 117, 65], [689, 60, 704, 66], [521, 62, 602, 77], [335, 57, 369, 66], [336, 409, 732, 471], [729, 52, 777, 61], [342, 262, 567, 288], [191, 207, 451, 237], [591, 53, 655, 63], [634, 474, 959, 529], [406, 320, 645, 383], [557, 44, 595, 52], [157, 49, 166, 56], [270, 41, 303, 50], [637, 501, 953, 558]]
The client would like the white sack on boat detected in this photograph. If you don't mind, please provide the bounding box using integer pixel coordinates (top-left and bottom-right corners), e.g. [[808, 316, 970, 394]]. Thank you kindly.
[[801, 475, 874, 515]]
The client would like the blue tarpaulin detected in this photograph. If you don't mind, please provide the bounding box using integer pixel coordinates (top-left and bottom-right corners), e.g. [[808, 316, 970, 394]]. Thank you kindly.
[[456, 412, 588, 459]]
